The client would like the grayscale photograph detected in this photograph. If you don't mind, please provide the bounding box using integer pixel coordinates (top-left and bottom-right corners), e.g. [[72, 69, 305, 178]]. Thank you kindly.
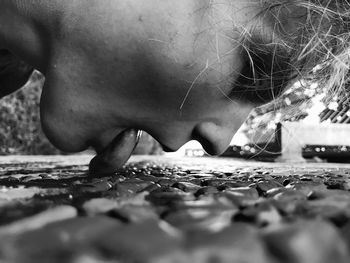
[[1, 0, 350, 262]]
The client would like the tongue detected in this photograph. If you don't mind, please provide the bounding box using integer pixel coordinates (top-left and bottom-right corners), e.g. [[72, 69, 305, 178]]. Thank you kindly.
[[89, 129, 142, 175]]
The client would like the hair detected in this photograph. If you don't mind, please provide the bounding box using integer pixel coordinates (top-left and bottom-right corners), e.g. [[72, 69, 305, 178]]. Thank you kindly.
[[233, 0, 350, 105]]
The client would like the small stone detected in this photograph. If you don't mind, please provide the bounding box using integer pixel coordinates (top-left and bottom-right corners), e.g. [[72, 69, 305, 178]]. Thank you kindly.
[[273, 190, 307, 202], [75, 179, 113, 193], [147, 187, 194, 206], [262, 220, 350, 263], [307, 189, 350, 200], [265, 187, 285, 198], [116, 192, 150, 207], [120, 178, 153, 191], [324, 178, 347, 190], [297, 194, 350, 226], [174, 196, 230, 209], [233, 201, 281, 226], [272, 190, 308, 216], [141, 182, 162, 193], [188, 178, 203, 185], [98, 219, 183, 261], [194, 187, 220, 197], [82, 198, 118, 216], [217, 181, 251, 190], [185, 223, 270, 263], [222, 187, 259, 207], [0, 187, 42, 201], [108, 205, 158, 223], [157, 178, 177, 187], [255, 180, 283, 196], [285, 182, 327, 195], [201, 179, 242, 188], [0, 216, 122, 263], [190, 173, 215, 178], [164, 207, 237, 232], [114, 180, 153, 197], [282, 178, 293, 186], [20, 175, 41, 183], [172, 182, 201, 192], [134, 175, 159, 182], [227, 187, 260, 198], [0, 205, 77, 236]]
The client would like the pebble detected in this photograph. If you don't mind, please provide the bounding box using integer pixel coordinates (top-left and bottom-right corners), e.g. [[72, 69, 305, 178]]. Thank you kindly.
[[324, 178, 348, 190], [0, 187, 42, 201], [273, 189, 307, 202], [233, 201, 281, 226], [307, 189, 350, 200], [172, 182, 201, 192], [114, 181, 153, 197], [194, 187, 220, 197], [255, 180, 283, 195], [2, 158, 350, 263], [185, 223, 270, 263], [82, 198, 118, 216], [0, 216, 122, 263], [108, 205, 158, 223], [174, 197, 232, 209], [0, 205, 77, 236], [97, 219, 183, 261], [190, 173, 216, 178], [156, 178, 177, 187], [141, 182, 161, 193], [265, 187, 286, 198], [285, 182, 327, 195], [164, 208, 237, 232], [296, 195, 350, 226], [75, 179, 113, 193], [262, 220, 350, 263], [225, 187, 259, 199], [147, 187, 195, 206], [201, 179, 243, 188], [222, 187, 260, 207]]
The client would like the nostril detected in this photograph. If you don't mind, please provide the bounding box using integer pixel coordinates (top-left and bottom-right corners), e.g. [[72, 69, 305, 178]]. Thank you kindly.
[[192, 122, 232, 156]]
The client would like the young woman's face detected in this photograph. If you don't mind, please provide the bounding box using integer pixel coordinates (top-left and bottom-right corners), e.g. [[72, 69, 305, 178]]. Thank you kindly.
[[1, 0, 273, 169]]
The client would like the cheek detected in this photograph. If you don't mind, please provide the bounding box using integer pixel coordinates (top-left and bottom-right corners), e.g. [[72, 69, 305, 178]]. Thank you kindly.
[[39, 67, 113, 152], [39, 90, 89, 152]]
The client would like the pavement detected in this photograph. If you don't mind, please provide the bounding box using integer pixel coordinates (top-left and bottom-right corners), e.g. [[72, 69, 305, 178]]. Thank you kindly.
[[1, 155, 350, 263]]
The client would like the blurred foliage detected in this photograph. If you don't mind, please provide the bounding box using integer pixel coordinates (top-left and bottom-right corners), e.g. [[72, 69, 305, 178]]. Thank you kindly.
[[0, 72, 162, 155], [0, 72, 61, 155]]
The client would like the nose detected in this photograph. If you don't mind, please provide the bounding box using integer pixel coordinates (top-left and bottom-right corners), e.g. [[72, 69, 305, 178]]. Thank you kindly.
[[192, 121, 237, 156]]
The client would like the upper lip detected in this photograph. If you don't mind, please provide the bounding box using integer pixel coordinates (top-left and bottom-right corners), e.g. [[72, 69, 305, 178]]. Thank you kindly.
[[160, 143, 176, 152]]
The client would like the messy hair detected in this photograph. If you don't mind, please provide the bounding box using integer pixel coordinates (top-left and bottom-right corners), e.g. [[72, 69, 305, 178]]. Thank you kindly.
[[234, 0, 350, 105]]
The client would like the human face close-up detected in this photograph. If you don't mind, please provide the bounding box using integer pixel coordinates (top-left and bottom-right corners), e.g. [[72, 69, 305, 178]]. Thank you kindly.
[[0, 0, 284, 172]]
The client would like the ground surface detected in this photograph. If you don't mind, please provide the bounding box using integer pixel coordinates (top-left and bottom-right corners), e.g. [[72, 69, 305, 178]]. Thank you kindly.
[[1, 155, 350, 263]]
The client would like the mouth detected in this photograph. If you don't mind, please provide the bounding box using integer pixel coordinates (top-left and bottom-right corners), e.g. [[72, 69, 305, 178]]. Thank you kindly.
[[89, 129, 142, 174], [160, 143, 176, 153]]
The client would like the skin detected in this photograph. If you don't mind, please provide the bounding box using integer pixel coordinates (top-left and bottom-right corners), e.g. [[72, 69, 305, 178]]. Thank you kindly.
[[0, 0, 270, 173]]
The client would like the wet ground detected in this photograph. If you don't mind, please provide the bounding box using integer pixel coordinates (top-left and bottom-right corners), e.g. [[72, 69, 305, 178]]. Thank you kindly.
[[1, 155, 350, 263]]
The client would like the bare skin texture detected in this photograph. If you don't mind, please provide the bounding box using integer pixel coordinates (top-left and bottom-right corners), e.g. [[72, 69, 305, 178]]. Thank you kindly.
[[0, 0, 270, 173]]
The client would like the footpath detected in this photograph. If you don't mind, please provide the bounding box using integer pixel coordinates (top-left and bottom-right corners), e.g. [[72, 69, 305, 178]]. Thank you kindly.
[[0, 155, 350, 263]]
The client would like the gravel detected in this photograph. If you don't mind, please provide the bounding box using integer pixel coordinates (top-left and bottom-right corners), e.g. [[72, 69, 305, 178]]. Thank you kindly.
[[0, 155, 350, 262]]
